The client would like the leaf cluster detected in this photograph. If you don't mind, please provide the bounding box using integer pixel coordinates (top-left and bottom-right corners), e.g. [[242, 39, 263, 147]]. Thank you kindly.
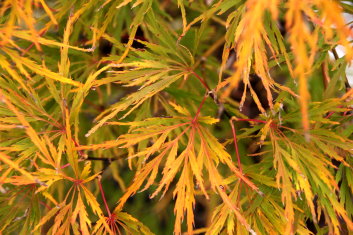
[[0, 0, 353, 235]]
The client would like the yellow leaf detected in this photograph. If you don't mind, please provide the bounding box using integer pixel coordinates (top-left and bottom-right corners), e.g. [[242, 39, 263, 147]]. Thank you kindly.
[[3, 48, 83, 87], [38, 0, 58, 25], [33, 203, 62, 232], [71, 194, 91, 235], [0, 152, 37, 184], [169, 101, 191, 116]]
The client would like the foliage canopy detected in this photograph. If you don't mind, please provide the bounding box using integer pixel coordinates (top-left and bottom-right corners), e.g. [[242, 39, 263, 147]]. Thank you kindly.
[[0, 0, 353, 234]]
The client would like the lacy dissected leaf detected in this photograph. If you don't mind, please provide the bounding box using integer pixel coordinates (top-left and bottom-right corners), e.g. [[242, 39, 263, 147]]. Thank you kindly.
[[206, 180, 313, 235], [0, 184, 42, 234], [99, 105, 261, 234], [92, 211, 154, 235], [285, 0, 352, 135], [30, 162, 109, 235], [235, 98, 353, 234], [184, 0, 352, 136], [218, 0, 279, 113], [85, 11, 196, 137], [1, 0, 353, 234]]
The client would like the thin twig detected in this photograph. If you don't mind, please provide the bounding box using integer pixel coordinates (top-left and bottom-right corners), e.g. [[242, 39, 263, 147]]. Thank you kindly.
[[192, 94, 208, 123], [98, 177, 111, 217], [229, 119, 242, 173], [189, 69, 232, 118]]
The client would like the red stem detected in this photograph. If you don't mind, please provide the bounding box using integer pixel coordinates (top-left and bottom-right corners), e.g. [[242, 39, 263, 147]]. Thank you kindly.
[[60, 162, 71, 169], [325, 111, 335, 119], [21, 29, 48, 56], [71, 137, 85, 157], [39, 199, 53, 210], [98, 178, 111, 217], [60, 158, 85, 169], [189, 69, 211, 91], [230, 120, 243, 174], [192, 95, 208, 123], [325, 105, 343, 118]]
